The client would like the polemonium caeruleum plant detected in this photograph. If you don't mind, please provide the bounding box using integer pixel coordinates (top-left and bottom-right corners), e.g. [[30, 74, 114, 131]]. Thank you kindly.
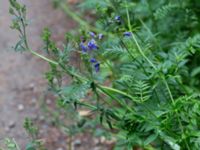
[[9, 0, 200, 149]]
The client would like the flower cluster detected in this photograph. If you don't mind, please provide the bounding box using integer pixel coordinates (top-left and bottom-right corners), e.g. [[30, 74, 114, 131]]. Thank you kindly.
[[80, 32, 102, 72], [79, 21, 130, 73], [80, 32, 103, 53]]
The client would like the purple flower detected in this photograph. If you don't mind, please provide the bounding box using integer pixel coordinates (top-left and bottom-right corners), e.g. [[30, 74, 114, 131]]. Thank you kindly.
[[90, 58, 97, 63], [89, 32, 96, 38], [98, 33, 104, 40], [115, 16, 121, 22], [90, 58, 100, 72], [88, 39, 98, 50], [80, 42, 87, 52], [94, 62, 100, 72], [123, 32, 132, 37]]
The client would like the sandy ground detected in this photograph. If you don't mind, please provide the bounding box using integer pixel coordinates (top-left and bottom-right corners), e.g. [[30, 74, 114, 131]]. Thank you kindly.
[[0, 0, 74, 148]]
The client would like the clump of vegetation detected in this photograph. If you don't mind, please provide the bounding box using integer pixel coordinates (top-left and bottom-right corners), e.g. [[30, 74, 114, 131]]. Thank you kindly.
[[9, 0, 200, 149], [2, 118, 45, 150]]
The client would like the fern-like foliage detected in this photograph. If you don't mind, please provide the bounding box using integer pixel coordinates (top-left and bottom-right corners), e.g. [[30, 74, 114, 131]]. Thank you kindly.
[[180, 34, 200, 53], [103, 46, 127, 60], [60, 82, 90, 103], [133, 80, 151, 102], [154, 3, 179, 20]]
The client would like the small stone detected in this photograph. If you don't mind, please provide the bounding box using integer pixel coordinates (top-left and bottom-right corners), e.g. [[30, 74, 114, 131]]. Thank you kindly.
[[30, 97, 37, 105], [105, 139, 116, 145], [94, 138, 100, 145], [28, 83, 35, 90], [53, 78, 58, 84], [73, 139, 81, 147], [100, 136, 106, 143], [46, 99, 52, 105], [39, 129, 45, 135], [31, 115, 38, 121], [17, 104, 24, 111], [39, 115, 45, 121], [8, 121, 16, 129], [93, 147, 101, 150]]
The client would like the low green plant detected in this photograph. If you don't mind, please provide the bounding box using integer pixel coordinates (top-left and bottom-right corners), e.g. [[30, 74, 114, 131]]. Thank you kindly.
[[9, 0, 200, 149], [1, 118, 45, 150], [3, 138, 20, 150], [24, 118, 46, 150]]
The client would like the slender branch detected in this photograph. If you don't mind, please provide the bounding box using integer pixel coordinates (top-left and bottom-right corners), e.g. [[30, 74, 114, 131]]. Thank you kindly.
[[30, 50, 58, 65], [13, 139, 21, 150], [98, 85, 138, 103]]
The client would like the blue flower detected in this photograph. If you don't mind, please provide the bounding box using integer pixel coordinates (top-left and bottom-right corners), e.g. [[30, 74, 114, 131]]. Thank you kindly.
[[90, 58, 100, 72], [94, 62, 100, 72], [88, 39, 98, 50], [115, 16, 121, 22], [123, 32, 132, 37], [90, 58, 97, 63], [89, 32, 96, 38], [80, 42, 87, 52], [98, 33, 104, 40]]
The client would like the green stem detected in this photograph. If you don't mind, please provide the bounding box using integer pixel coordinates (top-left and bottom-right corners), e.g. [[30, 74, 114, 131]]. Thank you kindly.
[[176, 110, 191, 150], [98, 85, 133, 112], [162, 76, 174, 104], [131, 33, 157, 70], [125, 1, 156, 70], [13, 139, 21, 150], [68, 135, 72, 150], [77, 101, 97, 110], [98, 85, 137, 103], [19, 9, 58, 65], [120, 38, 135, 60], [59, 63, 87, 82], [30, 49, 58, 65], [125, 0, 132, 31], [139, 19, 162, 51]]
